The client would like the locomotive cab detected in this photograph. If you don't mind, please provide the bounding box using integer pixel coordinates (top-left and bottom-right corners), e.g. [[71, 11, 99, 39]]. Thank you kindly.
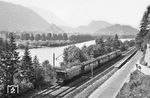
[[56, 70, 67, 83]]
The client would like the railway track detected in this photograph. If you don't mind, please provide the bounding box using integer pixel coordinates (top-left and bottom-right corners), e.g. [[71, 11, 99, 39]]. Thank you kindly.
[[31, 48, 136, 98], [32, 85, 61, 98]]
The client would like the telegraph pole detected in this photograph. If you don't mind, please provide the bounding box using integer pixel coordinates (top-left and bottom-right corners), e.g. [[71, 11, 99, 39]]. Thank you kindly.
[[148, 44, 150, 66], [91, 63, 93, 78], [52, 53, 56, 85], [53, 53, 55, 71], [90, 54, 94, 78]]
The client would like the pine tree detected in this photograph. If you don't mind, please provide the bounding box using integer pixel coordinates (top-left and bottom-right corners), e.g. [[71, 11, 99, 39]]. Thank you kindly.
[[0, 32, 20, 96], [115, 34, 119, 40], [32, 56, 45, 88], [21, 45, 34, 83], [113, 34, 120, 49], [33, 56, 40, 69], [1, 33, 20, 84], [136, 5, 150, 48], [139, 11, 149, 38]]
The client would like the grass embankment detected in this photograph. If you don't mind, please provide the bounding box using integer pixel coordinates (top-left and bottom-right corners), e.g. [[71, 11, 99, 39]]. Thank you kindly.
[[116, 70, 150, 98]]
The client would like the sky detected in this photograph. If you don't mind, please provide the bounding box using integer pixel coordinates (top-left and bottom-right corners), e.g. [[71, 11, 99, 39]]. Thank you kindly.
[[2, 0, 150, 28]]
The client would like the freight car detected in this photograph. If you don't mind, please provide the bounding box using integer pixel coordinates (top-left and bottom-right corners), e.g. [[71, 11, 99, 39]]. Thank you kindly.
[[56, 50, 121, 84]]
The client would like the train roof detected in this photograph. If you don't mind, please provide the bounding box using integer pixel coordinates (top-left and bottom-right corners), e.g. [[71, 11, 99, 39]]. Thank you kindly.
[[81, 50, 120, 66]]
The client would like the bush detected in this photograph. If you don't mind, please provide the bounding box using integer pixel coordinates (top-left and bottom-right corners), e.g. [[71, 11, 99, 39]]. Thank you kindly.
[[33, 67, 46, 89], [120, 44, 128, 51], [17, 43, 25, 49], [19, 82, 34, 94]]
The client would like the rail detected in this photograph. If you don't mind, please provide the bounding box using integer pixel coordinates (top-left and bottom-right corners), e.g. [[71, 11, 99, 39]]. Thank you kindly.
[[63, 48, 137, 98]]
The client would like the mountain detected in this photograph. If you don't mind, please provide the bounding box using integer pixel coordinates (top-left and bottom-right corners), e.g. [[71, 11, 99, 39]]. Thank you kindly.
[[31, 7, 69, 26], [60, 20, 111, 34], [59, 26, 75, 33], [47, 24, 65, 34], [76, 21, 111, 33], [95, 24, 139, 36], [0, 1, 64, 33]]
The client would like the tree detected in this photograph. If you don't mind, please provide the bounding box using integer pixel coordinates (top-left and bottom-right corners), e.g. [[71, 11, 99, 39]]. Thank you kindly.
[[42, 60, 52, 70], [52, 34, 58, 40], [57, 34, 63, 40], [21, 45, 34, 83], [113, 34, 121, 49], [63, 33, 68, 40], [46, 33, 51, 40], [21, 33, 25, 40], [93, 45, 105, 58], [69, 34, 93, 42], [69, 35, 76, 41], [81, 45, 89, 59], [105, 37, 113, 51], [136, 5, 150, 48], [0, 38, 5, 50], [32, 56, 40, 69], [63, 45, 87, 64], [41, 33, 46, 41], [30, 34, 34, 41], [42, 60, 53, 82], [115, 34, 119, 40], [81, 45, 88, 54], [32, 56, 45, 88], [136, 33, 143, 49], [60, 62, 67, 69], [86, 45, 95, 58], [0, 33, 20, 96], [140, 11, 149, 38], [95, 37, 104, 47], [120, 43, 128, 51], [24, 33, 30, 40], [35, 34, 41, 41]]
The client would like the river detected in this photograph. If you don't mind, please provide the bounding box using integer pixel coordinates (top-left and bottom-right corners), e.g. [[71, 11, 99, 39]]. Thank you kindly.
[[17, 38, 134, 67]]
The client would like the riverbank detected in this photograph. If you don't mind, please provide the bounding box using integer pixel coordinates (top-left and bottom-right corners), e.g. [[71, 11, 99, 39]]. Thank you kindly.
[[16, 40, 94, 49], [17, 38, 134, 50]]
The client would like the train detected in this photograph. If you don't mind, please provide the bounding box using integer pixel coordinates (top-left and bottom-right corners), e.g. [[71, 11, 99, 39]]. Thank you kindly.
[[56, 50, 121, 84]]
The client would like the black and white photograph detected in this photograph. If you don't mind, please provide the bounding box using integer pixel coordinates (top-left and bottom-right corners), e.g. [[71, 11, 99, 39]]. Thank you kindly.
[[0, 0, 149, 98]]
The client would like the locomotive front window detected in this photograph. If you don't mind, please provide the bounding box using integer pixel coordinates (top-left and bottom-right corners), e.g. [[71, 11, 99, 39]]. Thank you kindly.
[[57, 71, 66, 78]]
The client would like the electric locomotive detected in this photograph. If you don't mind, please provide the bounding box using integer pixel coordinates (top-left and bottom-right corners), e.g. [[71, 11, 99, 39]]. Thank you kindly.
[[56, 50, 121, 84]]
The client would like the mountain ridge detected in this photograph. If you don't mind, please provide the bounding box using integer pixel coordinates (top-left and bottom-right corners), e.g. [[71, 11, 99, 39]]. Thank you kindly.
[[0, 1, 64, 33], [31, 7, 69, 26], [60, 20, 112, 33], [95, 24, 139, 36]]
